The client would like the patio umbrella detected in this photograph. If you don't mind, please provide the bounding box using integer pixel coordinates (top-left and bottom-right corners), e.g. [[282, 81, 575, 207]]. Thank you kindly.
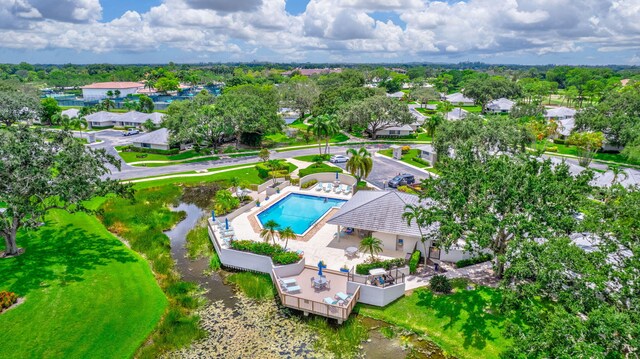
[[225, 218, 229, 230], [211, 210, 215, 222], [335, 171, 339, 180], [317, 261, 326, 276]]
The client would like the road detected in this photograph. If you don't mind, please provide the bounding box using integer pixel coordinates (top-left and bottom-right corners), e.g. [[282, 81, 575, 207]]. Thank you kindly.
[[331, 153, 432, 189]]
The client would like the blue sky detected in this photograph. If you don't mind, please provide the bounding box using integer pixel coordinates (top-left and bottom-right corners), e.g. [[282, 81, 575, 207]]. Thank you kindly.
[[0, 0, 638, 65]]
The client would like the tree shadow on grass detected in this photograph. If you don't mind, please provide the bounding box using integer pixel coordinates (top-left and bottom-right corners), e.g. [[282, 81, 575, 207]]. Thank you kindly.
[[0, 222, 139, 296], [415, 287, 503, 351]]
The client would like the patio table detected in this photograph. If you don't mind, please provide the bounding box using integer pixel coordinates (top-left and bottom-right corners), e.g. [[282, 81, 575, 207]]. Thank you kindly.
[[313, 277, 327, 287], [345, 247, 358, 257]]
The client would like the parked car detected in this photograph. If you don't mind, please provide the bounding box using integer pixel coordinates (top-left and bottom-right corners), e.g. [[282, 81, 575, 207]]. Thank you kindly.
[[123, 129, 140, 136], [387, 174, 415, 188], [330, 155, 349, 163]]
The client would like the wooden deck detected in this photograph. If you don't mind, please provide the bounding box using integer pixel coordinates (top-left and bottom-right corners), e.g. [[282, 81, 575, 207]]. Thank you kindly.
[[272, 266, 360, 323]]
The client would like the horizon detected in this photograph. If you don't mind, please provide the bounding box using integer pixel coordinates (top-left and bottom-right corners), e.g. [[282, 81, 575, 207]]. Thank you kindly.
[[1, 0, 639, 66]]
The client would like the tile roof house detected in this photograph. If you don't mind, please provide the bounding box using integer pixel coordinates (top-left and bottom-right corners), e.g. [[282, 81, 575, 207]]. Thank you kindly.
[[61, 108, 79, 118], [444, 92, 474, 106], [386, 91, 405, 99], [374, 124, 414, 137], [545, 106, 576, 120], [485, 98, 515, 113], [81, 82, 144, 101], [446, 108, 469, 121], [132, 128, 171, 151]]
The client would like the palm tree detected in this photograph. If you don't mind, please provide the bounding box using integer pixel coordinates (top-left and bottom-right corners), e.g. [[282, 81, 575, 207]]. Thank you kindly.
[[142, 119, 156, 132], [230, 176, 240, 193], [106, 90, 114, 98], [59, 115, 71, 130], [346, 147, 373, 185], [260, 220, 280, 244], [359, 236, 383, 262], [424, 114, 443, 139], [609, 165, 628, 186], [278, 226, 296, 250], [114, 89, 121, 98], [69, 117, 88, 140], [438, 101, 454, 120], [402, 204, 429, 266], [101, 98, 115, 111], [323, 115, 340, 155], [308, 115, 328, 156]]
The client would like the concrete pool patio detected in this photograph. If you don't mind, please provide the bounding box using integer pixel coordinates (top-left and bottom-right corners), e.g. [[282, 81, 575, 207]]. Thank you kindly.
[[230, 186, 408, 271]]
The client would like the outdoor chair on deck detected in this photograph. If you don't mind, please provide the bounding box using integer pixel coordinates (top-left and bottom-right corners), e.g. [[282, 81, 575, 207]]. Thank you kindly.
[[315, 183, 324, 191]]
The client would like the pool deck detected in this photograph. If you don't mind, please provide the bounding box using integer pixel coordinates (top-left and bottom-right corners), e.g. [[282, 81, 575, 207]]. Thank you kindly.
[[231, 186, 406, 271]]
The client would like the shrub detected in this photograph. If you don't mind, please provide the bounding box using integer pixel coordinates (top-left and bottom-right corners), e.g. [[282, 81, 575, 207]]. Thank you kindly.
[[261, 139, 276, 148], [229, 240, 301, 265], [255, 160, 290, 179], [553, 138, 566, 145], [213, 190, 240, 216], [355, 258, 406, 275], [412, 156, 430, 166], [290, 178, 300, 186], [301, 179, 318, 189], [298, 165, 343, 178], [430, 275, 452, 294], [546, 146, 558, 152], [223, 146, 236, 154], [456, 253, 493, 268], [0, 291, 18, 312], [409, 251, 421, 274], [401, 145, 411, 154]]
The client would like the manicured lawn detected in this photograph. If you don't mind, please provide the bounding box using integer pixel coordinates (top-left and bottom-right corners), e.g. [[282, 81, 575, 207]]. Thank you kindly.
[[536, 141, 639, 166], [415, 133, 432, 141], [379, 148, 429, 168], [0, 209, 167, 359], [358, 283, 517, 359], [118, 149, 205, 163], [132, 166, 266, 190], [133, 156, 221, 167], [293, 154, 329, 162]]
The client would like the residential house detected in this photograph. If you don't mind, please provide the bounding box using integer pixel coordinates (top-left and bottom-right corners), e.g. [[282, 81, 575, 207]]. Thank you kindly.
[[61, 108, 79, 118], [81, 82, 144, 101], [415, 144, 437, 166], [485, 98, 515, 113], [545, 106, 576, 121], [444, 92, 474, 106], [281, 68, 342, 76], [446, 108, 469, 121], [386, 91, 405, 99], [85, 111, 164, 129], [327, 191, 474, 262], [132, 128, 171, 151], [375, 124, 414, 137]]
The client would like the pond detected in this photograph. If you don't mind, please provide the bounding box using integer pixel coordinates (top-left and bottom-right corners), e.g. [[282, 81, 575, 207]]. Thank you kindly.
[[165, 201, 447, 358]]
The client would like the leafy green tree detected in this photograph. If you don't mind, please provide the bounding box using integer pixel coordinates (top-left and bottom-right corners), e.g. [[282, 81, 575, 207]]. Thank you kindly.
[[106, 90, 114, 98], [567, 131, 605, 167], [213, 190, 239, 216], [424, 114, 443, 138], [101, 98, 115, 111], [413, 150, 594, 277], [260, 219, 280, 244], [154, 74, 180, 93], [462, 76, 522, 112], [137, 95, 154, 113], [410, 87, 438, 108], [359, 236, 383, 262], [142, 119, 156, 132], [280, 75, 320, 119], [0, 81, 40, 126], [278, 226, 296, 250], [437, 101, 454, 120], [259, 148, 270, 162], [307, 114, 340, 155], [114, 89, 121, 98], [402, 204, 430, 266], [0, 126, 131, 256], [39, 97, 61, 126], [341, 95, 413, 139], [345, 147, 373, 184]]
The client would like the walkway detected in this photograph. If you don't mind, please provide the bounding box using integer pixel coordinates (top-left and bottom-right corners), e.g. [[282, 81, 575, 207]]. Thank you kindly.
[[405, 261, 498, 290]]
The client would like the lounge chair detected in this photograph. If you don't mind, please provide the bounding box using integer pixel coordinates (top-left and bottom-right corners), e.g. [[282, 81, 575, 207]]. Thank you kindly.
[[343, 185, 352, 195], [324, 183, 333, 192], [323, 297, 338, 305], [315, 182, 324, 191], [335, 292, 351, 301], [285, 285, 301, 294], [280, 278, 297, 286], [333, 184, 342, 194]]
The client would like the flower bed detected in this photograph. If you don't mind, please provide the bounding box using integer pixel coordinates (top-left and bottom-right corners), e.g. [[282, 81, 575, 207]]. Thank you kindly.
[[230, 240, 301, 265], [0, 291, 18, 313]]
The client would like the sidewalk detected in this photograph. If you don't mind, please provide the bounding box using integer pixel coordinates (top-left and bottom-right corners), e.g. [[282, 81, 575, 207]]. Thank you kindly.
[[404, 261, 498, 291]]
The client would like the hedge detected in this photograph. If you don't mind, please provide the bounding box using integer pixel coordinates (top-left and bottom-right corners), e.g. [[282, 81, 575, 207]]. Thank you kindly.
[[255, 161, 292, 179], [229, 240, 301, 265], [0, 291, 18, 312], [298, 164, 343, 178], [355, 258, 406, 275], [409, 251, 421, 274], [301, 179, 317, 189], [119, 145, 179, 155], [412, 156, 430, 166], [456, 253, 492, 268]]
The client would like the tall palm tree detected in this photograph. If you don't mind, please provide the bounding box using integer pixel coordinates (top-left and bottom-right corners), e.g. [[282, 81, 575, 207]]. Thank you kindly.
[[278, 226, 296, 250], [402, 204, 429, 266], [69, 117, 88, 140], [101, 98, 115, 111], [308, 115, 328, 156], [260, 220, 280, 244], [438, 101, 454, 120], [424, 114, 444, 139], [346, 147, 373, 185], [323, 115, 340, 155], [359, 236, 383, 262]]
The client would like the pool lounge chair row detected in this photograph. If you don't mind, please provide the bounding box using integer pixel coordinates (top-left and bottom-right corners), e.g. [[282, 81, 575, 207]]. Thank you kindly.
[[314, 182, 352, 194]]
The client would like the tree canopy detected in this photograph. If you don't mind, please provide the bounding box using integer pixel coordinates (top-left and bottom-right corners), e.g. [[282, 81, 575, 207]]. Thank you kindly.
[[341, 95, 413, 139]]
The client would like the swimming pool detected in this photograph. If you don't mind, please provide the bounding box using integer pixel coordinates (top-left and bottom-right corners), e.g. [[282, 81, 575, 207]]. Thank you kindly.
[[257, 193, 347, 235]]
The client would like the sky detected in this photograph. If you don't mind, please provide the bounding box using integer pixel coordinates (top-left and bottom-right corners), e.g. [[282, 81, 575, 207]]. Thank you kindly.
[[0, 0, 639, 65]]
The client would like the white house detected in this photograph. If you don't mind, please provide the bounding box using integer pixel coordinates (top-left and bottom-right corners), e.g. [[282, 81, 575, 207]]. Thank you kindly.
[[415, 144, 437, 166], [61, 108, 79, 118], [132, 128, 171, 151], [444, 92, 474, 106], [327, 191, 475, 262], [386, 91, 405, 99], [485, 98, 515, 113], [545, 106, 576, 120], [81, 82, 144, 101], [375, 124, 414, 137], [446, 108, 469, 121], [85, 111, 164, 128]]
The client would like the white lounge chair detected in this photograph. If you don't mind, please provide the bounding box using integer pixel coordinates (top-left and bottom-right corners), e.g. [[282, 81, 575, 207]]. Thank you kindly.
[[335, 292, 351, 301], [324, 183, 333, 192], [285, 285, 301, 293], [333, 184, 342, 194], [343, 185, 352, 195], [315, 182, 324, 191], [279, 278, 297, 286]]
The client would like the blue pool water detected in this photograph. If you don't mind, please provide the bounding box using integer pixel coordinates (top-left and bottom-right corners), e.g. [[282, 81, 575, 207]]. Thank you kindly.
[[257, 193, 347, 235]]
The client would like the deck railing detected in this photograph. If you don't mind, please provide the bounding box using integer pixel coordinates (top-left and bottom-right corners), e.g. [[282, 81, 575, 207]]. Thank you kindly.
[[348, 267, 406, 287], [272, 268, 361, 322]]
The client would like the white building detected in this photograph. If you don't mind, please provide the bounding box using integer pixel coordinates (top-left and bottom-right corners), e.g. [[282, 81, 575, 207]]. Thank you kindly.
[[485, 98, 515, 113], [132, 128, 171, 151], [81, 82, 144, 101], [375, 124, 414, 137], [444, 92, 474, 106], [545, 106, 576, 120], [85, 111, 164, 128], [446, 108, 469, 121]]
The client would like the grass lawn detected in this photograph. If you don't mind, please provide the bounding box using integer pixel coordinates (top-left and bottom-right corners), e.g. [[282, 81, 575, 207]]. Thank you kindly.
[[265, 131, 349, 148], [132, 156, 221, 167], [293, 154, 329, 162], [536, 141, 639, 166], [0, 208, 167, 359], [379, 148, 429, 168], [132, 166, 266, 190], [118, 149, 206, 163], [358, 282, 517, 359]]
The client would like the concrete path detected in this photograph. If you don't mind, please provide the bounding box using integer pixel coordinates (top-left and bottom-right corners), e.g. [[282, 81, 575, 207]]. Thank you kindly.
[[286, 158, 313, 177], [405, 261, 497, 291]]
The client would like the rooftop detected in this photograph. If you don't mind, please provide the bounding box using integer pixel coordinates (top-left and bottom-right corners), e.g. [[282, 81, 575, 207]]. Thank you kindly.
[[133, 128, 169, 145], [81, 82, 144, 89]]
